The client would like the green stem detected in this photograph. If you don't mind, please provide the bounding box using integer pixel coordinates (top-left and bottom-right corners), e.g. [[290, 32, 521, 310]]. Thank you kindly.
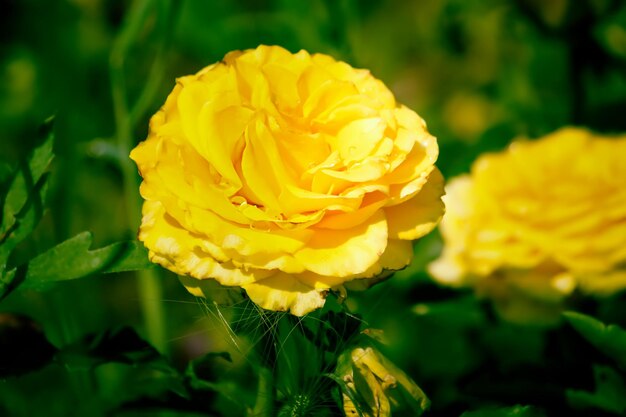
[[129, 0, 178, 127], [110, 0, 168, 352]]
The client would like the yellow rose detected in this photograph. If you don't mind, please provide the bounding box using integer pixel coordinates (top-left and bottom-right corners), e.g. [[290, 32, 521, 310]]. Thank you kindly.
[[429, 127, 626, 323], [131, 45, 444, 316]]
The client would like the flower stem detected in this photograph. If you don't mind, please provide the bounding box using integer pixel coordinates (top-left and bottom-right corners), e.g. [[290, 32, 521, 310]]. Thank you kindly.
[[110, 0, 170, 352]]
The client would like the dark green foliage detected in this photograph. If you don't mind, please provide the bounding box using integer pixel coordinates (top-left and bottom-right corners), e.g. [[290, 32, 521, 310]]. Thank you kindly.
[[0, 122, 153, 301], [562, 314, 626, 415], [563, 312, 626, 369], [58, 326, 167, 369], [2, 0, 626, 416], [461, 405, 546, 417], [0, 313, 57, 378], [566, 366, 626, 415]]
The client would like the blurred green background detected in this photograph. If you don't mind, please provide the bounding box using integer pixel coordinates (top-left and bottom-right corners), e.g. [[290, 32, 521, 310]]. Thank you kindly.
[[2, 0, 626, 416]]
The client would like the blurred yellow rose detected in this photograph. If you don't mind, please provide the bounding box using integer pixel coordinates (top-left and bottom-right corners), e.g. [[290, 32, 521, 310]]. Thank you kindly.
[[131, 45, 444, 316], [429, 127, 626, 323]]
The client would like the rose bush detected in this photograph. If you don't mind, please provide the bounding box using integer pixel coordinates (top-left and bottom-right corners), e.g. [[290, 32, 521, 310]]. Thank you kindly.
[[429, 127, 626, 322], [131, 45, 444, 316]]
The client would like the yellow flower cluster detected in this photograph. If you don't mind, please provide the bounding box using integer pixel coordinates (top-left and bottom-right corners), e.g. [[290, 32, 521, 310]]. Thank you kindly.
[[429, 128, 626, 322], [131, 45, 444, 316]]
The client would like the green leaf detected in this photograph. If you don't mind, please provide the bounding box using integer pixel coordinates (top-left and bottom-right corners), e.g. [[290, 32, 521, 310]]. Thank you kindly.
[[460, 405, 546, 417], [19, 232, 154, 290], [0, 161, 12, 192], [0, 268, 17, 302], [0, 173, 50, 299], [567, 365, 626, 415], [0, 173, 49, 266], [563, 312, 626, 368], [0, 119, 54, 268], [324, 373, 365, 417], [1, 119, 54, 236], [0, 231, 153, 301]]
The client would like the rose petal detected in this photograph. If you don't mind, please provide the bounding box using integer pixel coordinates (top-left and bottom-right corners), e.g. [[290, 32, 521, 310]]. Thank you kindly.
[[242, 272, 328, 316], [294, 210, 388, 277], [386, 168, 445, 240]]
